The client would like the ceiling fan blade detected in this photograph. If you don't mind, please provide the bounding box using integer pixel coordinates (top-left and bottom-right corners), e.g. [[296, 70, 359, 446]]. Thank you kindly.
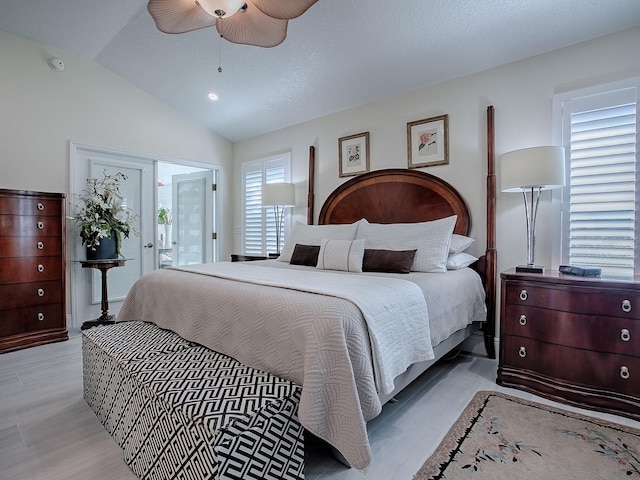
[[148, 0, 215, 34], [250, 0, 319, 20], [216, 3, 288, 47]]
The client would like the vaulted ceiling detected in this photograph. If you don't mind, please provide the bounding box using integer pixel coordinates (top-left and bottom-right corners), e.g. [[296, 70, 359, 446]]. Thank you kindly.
[[1, 0, 639, 142]]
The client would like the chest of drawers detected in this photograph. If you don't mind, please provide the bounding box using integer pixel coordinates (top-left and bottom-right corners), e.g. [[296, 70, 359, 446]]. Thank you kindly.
[[0, 189, 68, 353], [497, 269, 640, 421]]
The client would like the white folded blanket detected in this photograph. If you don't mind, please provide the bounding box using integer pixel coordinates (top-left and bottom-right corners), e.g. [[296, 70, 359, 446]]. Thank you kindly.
[[173, 262, 434, 394]]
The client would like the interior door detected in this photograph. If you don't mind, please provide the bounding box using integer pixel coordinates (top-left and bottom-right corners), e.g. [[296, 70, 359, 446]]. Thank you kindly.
[[70, 145, 155, 328], [171, 170, 215, 266]]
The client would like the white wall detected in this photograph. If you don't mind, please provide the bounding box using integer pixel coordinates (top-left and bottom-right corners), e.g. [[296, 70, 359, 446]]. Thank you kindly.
[[3, 27, 639, 333], [232, 27, 640, 281], [0, 31, 233, 318]]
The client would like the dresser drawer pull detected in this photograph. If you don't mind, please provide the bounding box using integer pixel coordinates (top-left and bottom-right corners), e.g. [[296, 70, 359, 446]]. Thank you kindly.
[[37, 202, 44, 211], [37, 264, 45, 272], [519, 289, 528, 301], [519, 315, 527, 326], [621, 329, 631, 342], [37, 241, 44, 250], [37, 221, 44, 229], [518, 346, 526, 358], [37, 288, 45, 297], [620, 366, 630, 380], [622, 299, 632, 313], [37, 312, 45, 321]]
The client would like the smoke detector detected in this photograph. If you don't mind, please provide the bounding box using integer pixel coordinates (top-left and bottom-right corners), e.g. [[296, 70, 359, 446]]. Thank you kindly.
[[48, 57, 64, 72]]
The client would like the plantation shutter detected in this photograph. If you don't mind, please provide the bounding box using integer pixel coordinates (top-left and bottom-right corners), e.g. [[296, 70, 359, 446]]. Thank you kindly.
[[243, 167, 264, 254], [562, 87, 638, 277], [242, 154, 290, 255]]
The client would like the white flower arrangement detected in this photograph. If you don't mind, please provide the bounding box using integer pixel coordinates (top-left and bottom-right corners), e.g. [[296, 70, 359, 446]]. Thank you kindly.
[[74, 172, 139, 254]]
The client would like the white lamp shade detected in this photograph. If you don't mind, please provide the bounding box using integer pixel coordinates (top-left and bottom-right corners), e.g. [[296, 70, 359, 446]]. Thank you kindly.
[[262, 183, 295, 206], [501, 146, 565, 192]]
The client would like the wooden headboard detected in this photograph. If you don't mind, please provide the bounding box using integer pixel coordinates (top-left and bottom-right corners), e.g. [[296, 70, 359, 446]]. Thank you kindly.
[[311, 106, 497, 358], [318, 168, 470, 235]]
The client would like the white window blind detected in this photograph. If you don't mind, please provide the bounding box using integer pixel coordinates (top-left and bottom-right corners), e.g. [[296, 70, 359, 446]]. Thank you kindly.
[[561, 86, 638, 277], [242, 153, 290, 255]]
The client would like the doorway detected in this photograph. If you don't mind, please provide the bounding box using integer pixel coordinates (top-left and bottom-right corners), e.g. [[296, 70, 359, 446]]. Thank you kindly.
[[157, 163, 216, 268], [70, 143, 218, 329]]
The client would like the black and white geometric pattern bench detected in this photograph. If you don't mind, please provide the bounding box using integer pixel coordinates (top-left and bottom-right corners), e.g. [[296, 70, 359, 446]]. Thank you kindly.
[[82, 321, 305, 480]]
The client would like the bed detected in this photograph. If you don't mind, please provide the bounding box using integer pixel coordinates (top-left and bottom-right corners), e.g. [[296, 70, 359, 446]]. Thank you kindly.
[[117, 108, 497, 471]]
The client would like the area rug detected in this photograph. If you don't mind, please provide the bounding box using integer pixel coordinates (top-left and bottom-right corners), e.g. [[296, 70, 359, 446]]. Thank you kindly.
[[414, 390, 640, 479]]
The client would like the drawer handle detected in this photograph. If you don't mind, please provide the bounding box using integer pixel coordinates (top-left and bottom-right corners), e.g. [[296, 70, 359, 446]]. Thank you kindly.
[[519, 289, 528, 301], [620, 366, 630, 380], [37, 202, 44, 211], [37, 312, 45, 321], [37, 241, 44, 250], [37, 221, 44, 229], [519, 314, 527, 326], [518, 346, 526, 358], [621, 329, 631, 342], [622, 299, 632, 313], [37, 264, 45, 272], [37, 288, 45, 297]]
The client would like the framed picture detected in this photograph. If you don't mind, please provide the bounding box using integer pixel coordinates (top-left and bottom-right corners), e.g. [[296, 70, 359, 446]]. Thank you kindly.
[[339, 132, 370, 177], [407, 114, 449, 168]]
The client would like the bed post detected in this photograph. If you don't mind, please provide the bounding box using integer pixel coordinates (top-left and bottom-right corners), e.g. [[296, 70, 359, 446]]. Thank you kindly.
[[307, 145, 315, 225], [484, 106, 497, 359]]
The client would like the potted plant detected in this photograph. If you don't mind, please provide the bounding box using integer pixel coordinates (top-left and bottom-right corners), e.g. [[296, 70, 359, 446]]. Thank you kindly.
[[157, 206, 172, 249], [75, 172, 139, 260], [157, 207, 171, 225]]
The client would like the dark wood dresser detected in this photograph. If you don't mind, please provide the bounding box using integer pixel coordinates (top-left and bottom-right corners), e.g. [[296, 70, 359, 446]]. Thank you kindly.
[[498, 268, 640, 421], [0, 189, 68, 353]]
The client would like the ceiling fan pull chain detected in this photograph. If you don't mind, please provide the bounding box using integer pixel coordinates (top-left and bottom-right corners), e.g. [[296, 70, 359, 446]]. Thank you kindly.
[[218, 33, 223, 73]]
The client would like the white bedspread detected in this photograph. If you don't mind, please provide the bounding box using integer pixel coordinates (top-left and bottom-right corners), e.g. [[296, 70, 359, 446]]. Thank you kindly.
[[174, 262, 434, 395], [118, 261, 486, 470]]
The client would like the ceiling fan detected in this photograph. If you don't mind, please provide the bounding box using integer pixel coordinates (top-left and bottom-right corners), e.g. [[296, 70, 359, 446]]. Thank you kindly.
[[147, 0, 319, 48]]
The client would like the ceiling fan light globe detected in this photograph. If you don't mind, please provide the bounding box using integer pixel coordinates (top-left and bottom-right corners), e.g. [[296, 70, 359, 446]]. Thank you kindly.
[[198, 0, 244, 18]]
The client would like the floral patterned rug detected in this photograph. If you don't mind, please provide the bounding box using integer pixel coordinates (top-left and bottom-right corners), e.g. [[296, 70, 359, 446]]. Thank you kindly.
[[414, 391, 640, 479]]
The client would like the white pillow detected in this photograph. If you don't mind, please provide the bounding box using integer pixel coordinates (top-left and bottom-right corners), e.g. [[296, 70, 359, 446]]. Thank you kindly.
[[316, 239, 365, 272], [356, 216, 457, 273], [447, 252, 479, 270], [449, 234, 474, 254], [278, 222, 359, 263]]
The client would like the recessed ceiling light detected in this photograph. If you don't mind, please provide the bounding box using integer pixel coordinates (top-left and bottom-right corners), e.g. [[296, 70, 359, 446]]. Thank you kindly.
[[208, 93, 218, 101]]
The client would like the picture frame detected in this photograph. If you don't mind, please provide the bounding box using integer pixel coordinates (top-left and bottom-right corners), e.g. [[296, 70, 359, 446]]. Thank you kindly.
[[407, 114, 449, 168], [339, 132, 370, 177]]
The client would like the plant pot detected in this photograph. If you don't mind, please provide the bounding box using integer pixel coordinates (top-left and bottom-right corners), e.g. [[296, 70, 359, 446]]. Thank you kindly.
[[86, 231, 118, 260]]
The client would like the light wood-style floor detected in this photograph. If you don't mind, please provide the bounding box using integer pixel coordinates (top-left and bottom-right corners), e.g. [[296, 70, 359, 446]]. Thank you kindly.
[[2, 333, 639, 480]]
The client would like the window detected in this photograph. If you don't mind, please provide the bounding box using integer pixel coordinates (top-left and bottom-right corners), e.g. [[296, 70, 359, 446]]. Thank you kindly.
[[242, 153, 291, 255], [558, 83, 638, 277]]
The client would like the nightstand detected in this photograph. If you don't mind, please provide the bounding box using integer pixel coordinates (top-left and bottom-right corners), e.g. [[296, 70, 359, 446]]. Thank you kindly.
[[497, 268, 640, 421], [231, 253, 280, 262], [231, 254, 268, 262]]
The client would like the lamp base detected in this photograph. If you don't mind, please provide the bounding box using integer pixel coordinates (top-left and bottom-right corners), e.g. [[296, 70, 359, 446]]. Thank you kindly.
[[516, 264, 545, 274]]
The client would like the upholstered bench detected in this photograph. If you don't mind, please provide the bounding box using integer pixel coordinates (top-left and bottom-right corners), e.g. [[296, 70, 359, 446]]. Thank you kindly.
[[82, 321, 304, 480]]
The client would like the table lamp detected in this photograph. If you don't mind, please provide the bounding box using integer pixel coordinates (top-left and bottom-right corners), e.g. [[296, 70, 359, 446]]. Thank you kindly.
[[262, 183, 295, 254], [501, 146, 565, 273]]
